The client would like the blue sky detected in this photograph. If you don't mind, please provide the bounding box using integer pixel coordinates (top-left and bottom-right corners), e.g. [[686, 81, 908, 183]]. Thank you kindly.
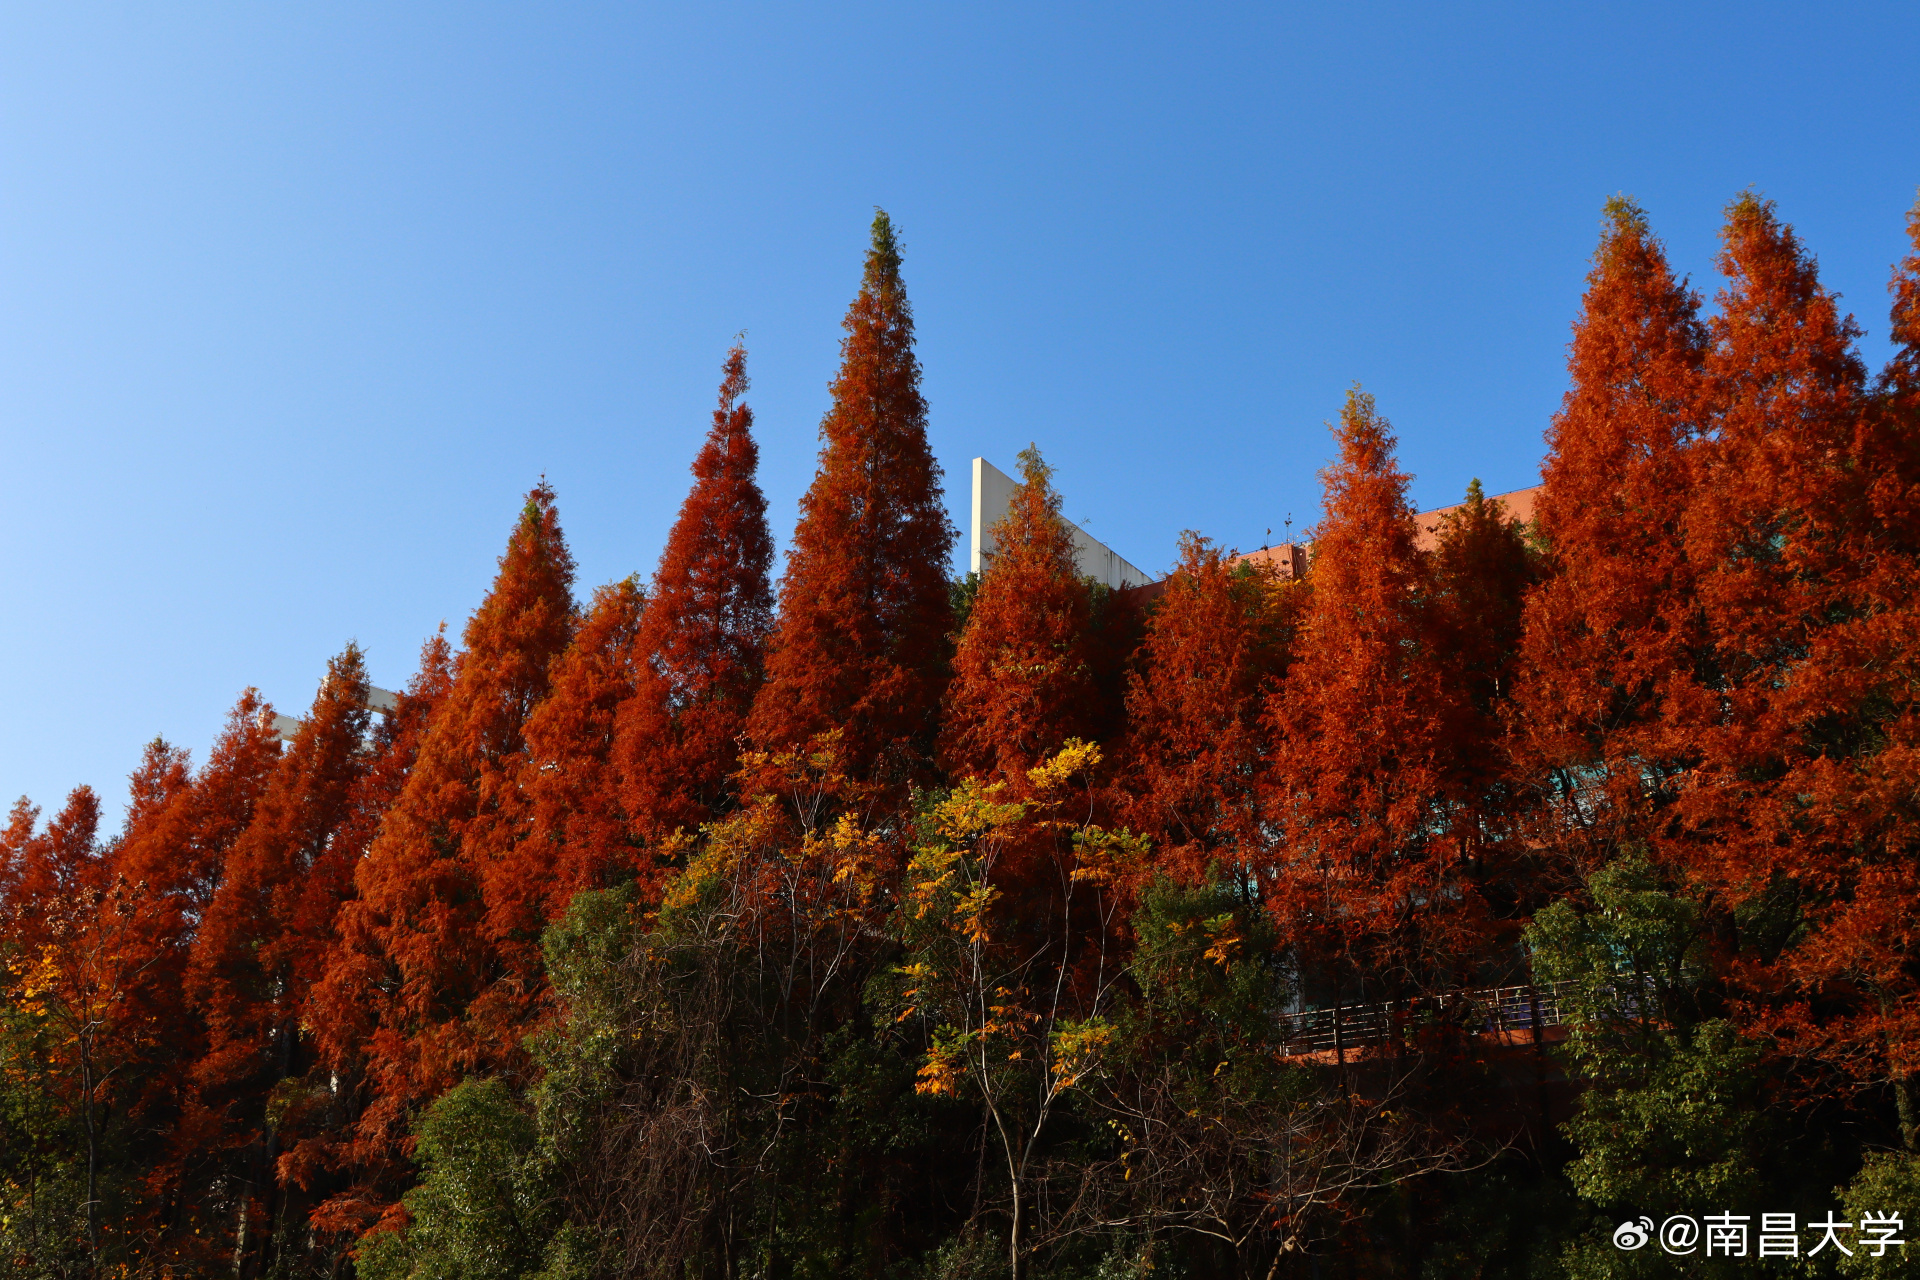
[[4, 3, 1917, 821]]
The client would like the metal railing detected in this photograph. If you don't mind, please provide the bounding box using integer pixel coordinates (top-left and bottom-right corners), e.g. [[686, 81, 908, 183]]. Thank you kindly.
[[1275, 980, 1581, 1057]]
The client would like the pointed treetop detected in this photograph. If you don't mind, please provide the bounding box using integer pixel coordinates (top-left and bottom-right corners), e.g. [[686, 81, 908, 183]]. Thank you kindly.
[[867, 208, 903, 294], [1719, 190, 1789, 279], [749, 212, 953, 773], [1602, 193, 1649, 235], [986, 443, 1076, 580], [466, 480, 577, 671], [942, 443, 1096, 787], [718, 342, 748, 414], [1709, 188, 1864, 421], [1014, 443, 1064, 521], [619, 342, 773, 840], [1596, 196, 1655, 272], [1883, 190, 1920, 400], [1318, 385, 1412, 533]]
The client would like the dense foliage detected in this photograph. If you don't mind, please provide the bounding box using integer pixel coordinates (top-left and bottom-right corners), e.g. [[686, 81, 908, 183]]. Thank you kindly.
[[8, 195, 1920, 1278]]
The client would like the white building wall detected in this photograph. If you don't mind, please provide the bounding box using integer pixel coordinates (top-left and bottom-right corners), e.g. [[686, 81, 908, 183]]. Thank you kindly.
[[969, 457, 1156, 590]]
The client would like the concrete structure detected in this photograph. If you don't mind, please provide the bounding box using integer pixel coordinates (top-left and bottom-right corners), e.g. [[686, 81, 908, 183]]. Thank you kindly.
[[969, 457, 1157, 590], [269, 685, 401, 742]]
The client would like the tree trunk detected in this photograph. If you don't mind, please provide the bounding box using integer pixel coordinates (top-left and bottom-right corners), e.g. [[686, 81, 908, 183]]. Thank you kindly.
[[79, 1035, 100, 1265], [1008, 1177, 1024, 1280], [232, 1197, 251, 1278]]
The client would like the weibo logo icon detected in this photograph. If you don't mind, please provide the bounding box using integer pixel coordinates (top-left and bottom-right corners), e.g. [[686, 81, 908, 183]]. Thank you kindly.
[[1613, 1218, 1654, 1251]]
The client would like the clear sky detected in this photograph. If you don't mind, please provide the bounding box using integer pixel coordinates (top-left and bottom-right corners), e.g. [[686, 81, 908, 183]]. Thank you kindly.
[[4, 3, 1917, 822]]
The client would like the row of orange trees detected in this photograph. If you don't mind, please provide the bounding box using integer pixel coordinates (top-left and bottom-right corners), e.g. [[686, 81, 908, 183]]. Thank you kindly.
[[6, 194, 1920, 1279]]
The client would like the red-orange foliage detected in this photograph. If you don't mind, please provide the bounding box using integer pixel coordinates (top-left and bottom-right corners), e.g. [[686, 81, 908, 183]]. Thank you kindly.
[[30, 189, 1920, 1256], [1113, 533, 1298, 886], [1671, 194, 1869, 893], [182, 648, 374, 1272], [941, 447, 1097, 790], [1671, 196, 1920, 1118], [1430, 480, 1534, 719], [1881, 193, 1920, 421], [749, 212, 954, 778], [1684, 192, 1871, 763], [1260, 389, 1485, 989], [298, 629, 453, 1238], [0, 798, 30, 911], [7, 786, 106, 960], [1512, 197, 1709, 874], [509, 577, 646, 934], [1427, 481, 1536, 917], [108, 693, 284, 1243], [117, 691, 285, 924], [7, 785, 201, 1256], [619, 344, 773, 846], [311, 485, 575, 1225]]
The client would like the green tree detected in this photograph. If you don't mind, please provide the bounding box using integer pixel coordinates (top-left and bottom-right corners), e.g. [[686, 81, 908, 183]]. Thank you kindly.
[[355, 1078, 560, 1280], [1528, 857, 1772, 1277]]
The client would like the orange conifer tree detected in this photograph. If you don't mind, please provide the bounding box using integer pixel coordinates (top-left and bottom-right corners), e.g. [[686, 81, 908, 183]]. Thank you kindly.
[[1428, 480, 1536, 917], [1511, 198, 1710, 877], [504, 577, 646, 939], [0, 798, 32, 915], [107, 693, 284, 1250], [1431, 480, 1534, 718], [1261, 389, 1484, 993], [298, 629, 454, 1242], [1113, 533, 1298, 887], [117, 692, 285, 924], [3, 786, 199, 1262], [1795, 196, 1920, 1140], [1671, 195, 1920, 1133], [749, 212, 954, 778], [941, 446, 1097, 789], [619, 343, 773, 847], [1674, 194, 1870, 892], [181, 647, 374, 1275], [310, 485, 574, 1231]]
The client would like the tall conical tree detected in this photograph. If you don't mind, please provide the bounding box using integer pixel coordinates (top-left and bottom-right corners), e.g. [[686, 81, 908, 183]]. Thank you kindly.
[[1668, 195, 1920, 1132], [748, 212, 954, 778], [1429, 480, 1537, 925], [504, 576, 646, 939], [117, 691, 284, 923], [941, 445, 1096, 789], [181, 647, 373, 1277], [4, 787, 113, 1260], [7, 782, 220, 1265], [1114, 532, 1299, 886], [1796, 194, 1920, 1143], [1512, 197, 1711, 877], [301, 628, 454, 1244], [99, 695, 282, 1257], [619, 344, 773, 849], [1431, 480, 1535, 717], [0, 796, 33, 911], [312, 485, 575, 1225], [1261, 389, 1484, 989], [1676, 193, 1870, 891]]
